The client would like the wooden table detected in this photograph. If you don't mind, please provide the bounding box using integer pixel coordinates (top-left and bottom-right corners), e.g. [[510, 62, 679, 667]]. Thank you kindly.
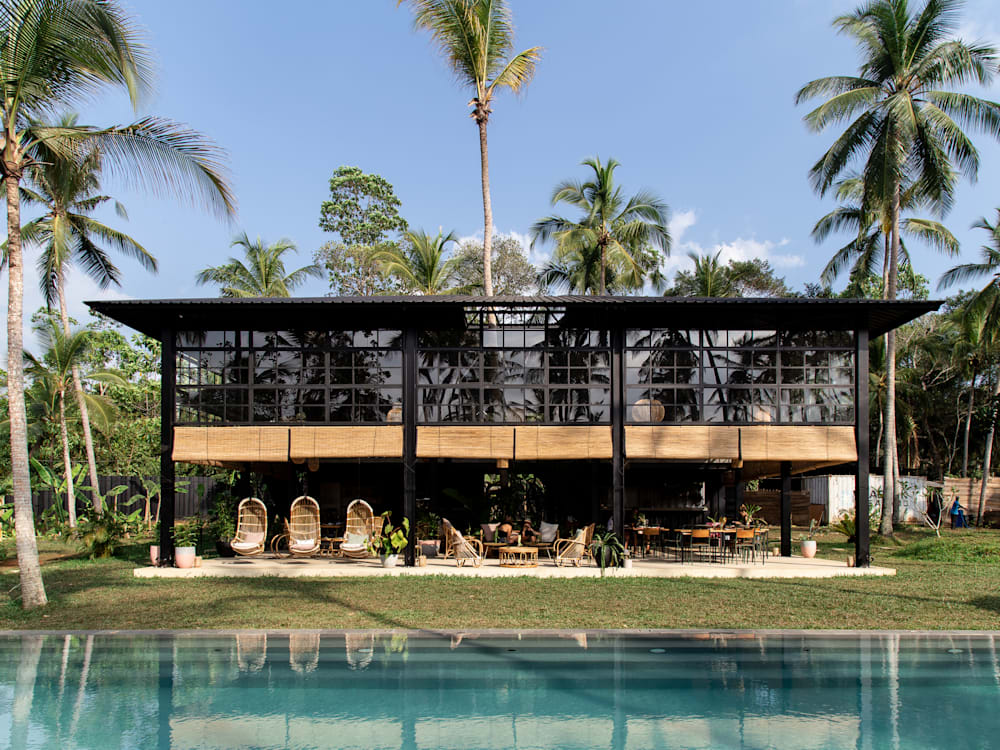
[[499, 546, 538, 568], [482, 541, 506, 558]]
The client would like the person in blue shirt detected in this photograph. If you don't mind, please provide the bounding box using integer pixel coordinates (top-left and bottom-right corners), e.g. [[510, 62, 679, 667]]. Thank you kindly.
[[950, 498, 969, 528]]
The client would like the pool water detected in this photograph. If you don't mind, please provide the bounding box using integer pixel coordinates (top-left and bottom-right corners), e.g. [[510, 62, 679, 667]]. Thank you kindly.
[[1, 631, 998, 749]]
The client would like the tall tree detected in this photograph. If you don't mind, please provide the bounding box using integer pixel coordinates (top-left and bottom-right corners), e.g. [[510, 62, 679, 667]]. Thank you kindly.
[[23, 320, 124, 528], [667, 253, 791, 298], [197, 234, 322, 298], [532, 157, 671, 295], [372, 229, 470, 295], [14, 114, 153, 517], [400, 0, 541, 298], [940, 210, 1000, 524], [796, 0, 1000, 536], [451, 234, 536, 295]]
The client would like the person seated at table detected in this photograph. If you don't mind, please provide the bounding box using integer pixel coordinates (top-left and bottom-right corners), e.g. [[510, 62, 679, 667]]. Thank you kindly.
[[521, 518, 539, 543], [497, 516, 519, 544]]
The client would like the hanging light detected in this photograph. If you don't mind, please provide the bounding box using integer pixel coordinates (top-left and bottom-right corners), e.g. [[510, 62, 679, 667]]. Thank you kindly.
[[307, 458, 320, 472]]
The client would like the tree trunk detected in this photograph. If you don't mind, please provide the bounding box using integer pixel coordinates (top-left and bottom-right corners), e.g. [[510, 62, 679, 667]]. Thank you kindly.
[[880, 184, 901, 537], [962, 377, 975, 477], [58, 389, 77, 528], [4, 169, 47, 608], [599, 239, 607, 296], [477, 117, 494, 299], [58, 272, 102, 515], [977, 377, 1000, 526]]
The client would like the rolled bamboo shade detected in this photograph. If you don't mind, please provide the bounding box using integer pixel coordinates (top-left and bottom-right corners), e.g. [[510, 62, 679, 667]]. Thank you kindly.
[[288, 426, 403, 459], [625, 425, 856, 463], [172, 426, 289, 463], [416, 426, 514, 459], [514, 426, 612, 460]]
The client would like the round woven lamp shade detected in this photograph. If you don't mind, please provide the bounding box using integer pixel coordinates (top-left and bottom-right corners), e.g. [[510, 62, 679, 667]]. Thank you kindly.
[[631, 398, 665, 423]]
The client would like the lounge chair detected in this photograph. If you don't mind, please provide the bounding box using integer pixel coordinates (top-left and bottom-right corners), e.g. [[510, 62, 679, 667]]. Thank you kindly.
[[230, 497, 268, 556], [288, 496, 321, 557], [553, 527, 588, 567], [339, 499, 380, 559], [442, 518, 483, 567]]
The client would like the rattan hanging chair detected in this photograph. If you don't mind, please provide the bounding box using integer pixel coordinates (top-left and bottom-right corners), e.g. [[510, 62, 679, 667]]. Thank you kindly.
[[339, 499, 378, 559], [287, 496, 321, 557], [230, 498, 268, 556]]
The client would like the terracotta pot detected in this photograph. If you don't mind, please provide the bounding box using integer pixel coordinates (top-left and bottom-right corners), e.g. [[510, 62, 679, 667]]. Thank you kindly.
[[175, 546, 197, 569], [800, 540, 817, 559], [149, 545, 159, 566]]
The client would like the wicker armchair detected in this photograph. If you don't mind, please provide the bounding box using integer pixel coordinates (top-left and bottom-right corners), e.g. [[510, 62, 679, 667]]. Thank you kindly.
[[340, 499, 379, 559], [230, 497, 267, 556], [288, 496, 321, 557], [442, 518, 483, 567], [553, 527, 588, 567]]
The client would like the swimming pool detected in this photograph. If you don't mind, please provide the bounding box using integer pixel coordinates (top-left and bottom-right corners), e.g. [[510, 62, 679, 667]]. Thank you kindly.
[[1, 631, 997, 749]]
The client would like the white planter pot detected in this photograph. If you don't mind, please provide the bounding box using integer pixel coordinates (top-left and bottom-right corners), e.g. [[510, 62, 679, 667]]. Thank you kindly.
[[381, 554, 399, 568], [175, 546, 197, 569], [800, 540, 817, 559], [149, 545, 159, 566], [622, 558, 633, 569]]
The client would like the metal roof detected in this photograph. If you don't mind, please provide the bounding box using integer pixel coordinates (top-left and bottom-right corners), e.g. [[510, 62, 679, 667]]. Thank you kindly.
[[86, 295, 941, 340]]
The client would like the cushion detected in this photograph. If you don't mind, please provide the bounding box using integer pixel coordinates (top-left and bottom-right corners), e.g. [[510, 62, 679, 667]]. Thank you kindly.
[[345, 532, 367, 547], [538, 522, 558, 543], [231, 541, 259, 551], [290, 539, 315, 552], [242, 531, 264, 544], [481, 523, 499, 542]]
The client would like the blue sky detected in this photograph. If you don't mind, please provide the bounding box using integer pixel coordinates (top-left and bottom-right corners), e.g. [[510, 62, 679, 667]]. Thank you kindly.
[[6, 0, 1000, 352]]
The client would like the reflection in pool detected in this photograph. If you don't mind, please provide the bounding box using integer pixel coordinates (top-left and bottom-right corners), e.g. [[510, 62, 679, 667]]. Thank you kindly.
[[1, 631, 998, 749]]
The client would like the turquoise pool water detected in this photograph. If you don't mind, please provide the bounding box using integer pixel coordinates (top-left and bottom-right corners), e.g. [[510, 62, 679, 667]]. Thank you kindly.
[[1, 631, 998, 749]]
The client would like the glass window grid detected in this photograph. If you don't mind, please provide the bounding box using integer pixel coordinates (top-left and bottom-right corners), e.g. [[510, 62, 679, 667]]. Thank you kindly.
[[626, 329, 855, 425]]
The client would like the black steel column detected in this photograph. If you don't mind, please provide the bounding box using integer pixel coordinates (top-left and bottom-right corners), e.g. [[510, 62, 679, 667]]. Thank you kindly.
[[403, 325, 417, 566], [611, 325, 625, 539], [855, 327, 870, 567], [159, 327, 175, 566], [780, 461, 792, 557]]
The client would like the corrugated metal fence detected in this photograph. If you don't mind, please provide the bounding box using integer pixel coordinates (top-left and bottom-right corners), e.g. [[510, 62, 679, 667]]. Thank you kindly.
[[801, 475, 927, 523], [29, 475, 218, 520]]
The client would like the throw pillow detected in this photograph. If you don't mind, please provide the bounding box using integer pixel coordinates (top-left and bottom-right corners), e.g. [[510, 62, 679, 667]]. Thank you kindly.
[[538, 522, 558, 543], [481, 523, 499, 542]]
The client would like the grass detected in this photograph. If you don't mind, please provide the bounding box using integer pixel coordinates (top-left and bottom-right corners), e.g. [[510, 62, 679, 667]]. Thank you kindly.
[[1, 528, 998, 631]]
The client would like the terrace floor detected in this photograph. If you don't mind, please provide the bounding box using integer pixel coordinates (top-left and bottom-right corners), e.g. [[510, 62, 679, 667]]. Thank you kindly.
[[134, 554, 894, 579]]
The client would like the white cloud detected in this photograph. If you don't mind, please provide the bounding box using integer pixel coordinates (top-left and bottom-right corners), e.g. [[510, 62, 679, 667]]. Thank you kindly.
[[0, 263, 131, 365], [668, 209, 697, 245]]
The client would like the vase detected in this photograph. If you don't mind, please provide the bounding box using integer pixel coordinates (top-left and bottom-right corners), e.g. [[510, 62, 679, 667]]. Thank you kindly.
[[381, 554, 399, 568], [149, 545, 159, 566], [175, 546, 197, 569], [800, 540, 817, 559]]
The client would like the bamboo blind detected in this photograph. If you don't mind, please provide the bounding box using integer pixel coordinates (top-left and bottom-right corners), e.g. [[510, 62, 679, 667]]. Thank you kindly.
[[625, 426, 739, 460], [514, 426, 612, 460], [625, 425, 857, 463], [173, 427, 290, 463], [416, 426, 514, 459], [288, 426, 403, 459]]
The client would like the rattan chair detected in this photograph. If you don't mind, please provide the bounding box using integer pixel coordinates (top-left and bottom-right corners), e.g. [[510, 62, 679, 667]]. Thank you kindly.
[[442, 518, 483, 567], [553, 527, 588, 567], [340, 499, 379, 559], [230, 497, 268, 556], [287, 496, 321, 557]]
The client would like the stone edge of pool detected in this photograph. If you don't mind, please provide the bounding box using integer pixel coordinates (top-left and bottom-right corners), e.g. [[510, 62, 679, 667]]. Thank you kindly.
[[0, 628, 996, 637]]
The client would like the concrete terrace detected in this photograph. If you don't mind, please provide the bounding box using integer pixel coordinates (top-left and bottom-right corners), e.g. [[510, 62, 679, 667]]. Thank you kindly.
[[134, 555, 895, 580]]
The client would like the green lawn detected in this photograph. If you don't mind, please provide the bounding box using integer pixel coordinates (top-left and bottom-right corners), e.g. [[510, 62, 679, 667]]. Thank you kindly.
[[1, 528, 998, 631]]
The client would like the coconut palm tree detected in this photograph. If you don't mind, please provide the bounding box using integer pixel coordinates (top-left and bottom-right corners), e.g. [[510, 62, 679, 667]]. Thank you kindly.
[[796, 0, 1000, 537], [12, 114, 154, 518], [23, 320, 124, 528], [196, 234, 321, 298], [940, 210, 1000, 524], [531, 156, 671, 296], [670, 252, 740, 297], [400, 0, 541, 298], [815, 176, 959, 293], [372, 229, 471, 295]]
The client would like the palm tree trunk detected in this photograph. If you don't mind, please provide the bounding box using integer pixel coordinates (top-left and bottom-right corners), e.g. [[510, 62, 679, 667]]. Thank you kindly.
[[57, 272, 102, 515], [881, 184, 901, 537], [599, 240, 607, 296], [58, 389, 77, 528], [4, 168, 47, 608], [477, 118, 494, 299], [978, 378, 1000, 526], [962, 376, 975, 476]]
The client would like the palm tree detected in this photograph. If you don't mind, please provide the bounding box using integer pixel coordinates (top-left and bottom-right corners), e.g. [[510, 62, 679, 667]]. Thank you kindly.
[[940, 209, 1000, 524], [372, 229, 470, 294], [796, 0, 1000, 537], [670, 252, 740, 297], [196, 234, 321, 297], [815, 176, 959, 293], [13, 114, 154, 518], [531, 157, 671, 295], [400, 0, 541, 298], [23, 320, 124, 528]]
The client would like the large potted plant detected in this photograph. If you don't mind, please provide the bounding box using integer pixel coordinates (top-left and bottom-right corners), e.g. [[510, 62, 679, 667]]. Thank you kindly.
[[800, 519, 818, 558], [149, 521, 160, 565], [415, 510, 441, 558], [209, 493, 237, 558], [172, 521, 200, 569], [589, 532, 625, 577], [373, 511, 410, 567]]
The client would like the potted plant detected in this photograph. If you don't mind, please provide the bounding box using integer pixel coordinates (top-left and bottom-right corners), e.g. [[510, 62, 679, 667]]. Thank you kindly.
[[149, 521, 160, 566], [209, 493, 237, 558], [172, 521, 200, 569], [800, 519, 818, 558], [373, 511, 410, 567], [589, 532, 625, 577], [415, 510, 441, 558], [739, 503, 762, 527]]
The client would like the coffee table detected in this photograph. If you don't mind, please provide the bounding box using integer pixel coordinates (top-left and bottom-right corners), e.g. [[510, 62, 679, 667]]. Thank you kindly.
[[499, 546, 538, 568]]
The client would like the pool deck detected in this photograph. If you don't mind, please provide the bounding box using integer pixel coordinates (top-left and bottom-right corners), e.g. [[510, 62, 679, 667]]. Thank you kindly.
[[134, 554, 895, 579]]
